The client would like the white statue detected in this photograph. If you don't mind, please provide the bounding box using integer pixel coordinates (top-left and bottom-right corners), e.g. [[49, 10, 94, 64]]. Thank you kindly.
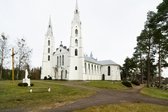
[[25, 69, 28, 79], [22, 69, 30, 86]]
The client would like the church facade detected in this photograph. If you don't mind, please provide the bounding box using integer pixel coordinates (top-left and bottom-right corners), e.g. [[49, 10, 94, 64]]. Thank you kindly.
[[41, 1, 121, 81]]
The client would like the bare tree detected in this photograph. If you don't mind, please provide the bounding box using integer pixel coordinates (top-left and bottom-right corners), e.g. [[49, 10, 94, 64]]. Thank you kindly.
[[15, 38, 32, 79], [0, 33, 9, 80]]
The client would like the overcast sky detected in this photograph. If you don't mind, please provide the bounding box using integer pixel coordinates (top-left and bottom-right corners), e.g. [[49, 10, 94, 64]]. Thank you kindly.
[[1, 0, 167, 77]]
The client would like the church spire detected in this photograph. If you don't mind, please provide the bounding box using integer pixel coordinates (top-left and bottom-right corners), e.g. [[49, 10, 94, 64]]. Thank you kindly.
[[46, 16, 53, 36], [75, 0, 78, 13], [72, 0, 80, 24], [49, 16, 52, 28]]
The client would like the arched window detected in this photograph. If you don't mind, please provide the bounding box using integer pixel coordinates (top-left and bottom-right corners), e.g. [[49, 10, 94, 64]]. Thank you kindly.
[[57, 56, 59, 66], [108, 66, 111, 76], [48, 55, 50, 61], [48, 40, 50, 46], [88, 64, 90, 74], [75, 39, 78, 46], [48, 48, 50, 53], [60, 56, 61, 66], [85, 63, 87, 74], [62, 55, 64, 66], [75, 66, 78, 70], [65, 70, 67, 78], [75, 49, 78, 56], [75, 29, 78, 36]]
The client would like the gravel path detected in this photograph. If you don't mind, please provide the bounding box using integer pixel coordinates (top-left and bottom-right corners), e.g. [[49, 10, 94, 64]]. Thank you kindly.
[[46, 88, 168, 112], [2, 82, 168, 112]]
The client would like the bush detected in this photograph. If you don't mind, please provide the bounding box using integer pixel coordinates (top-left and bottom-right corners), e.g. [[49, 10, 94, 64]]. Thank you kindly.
[[44, 76, 47, 80], [23, 83, 28, 86], [44, 76, 52, 80], [131, 80, 140, 86], [18, 83, 28, 87], [18, 83, 23, 86], [122, 81, 132, 87], [30, 83, 34, 86], [48, 77, 52, 80]]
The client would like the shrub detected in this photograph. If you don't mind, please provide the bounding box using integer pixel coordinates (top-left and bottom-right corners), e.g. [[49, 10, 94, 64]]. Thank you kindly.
[[44, 76, 47, 80], [23, 83, 28, 86], [30, 83, 34, 86], [48, 77, 52, 80], [122, 81, 132, 87], [131, 80, 140, 86], [18, 83, 28, 87], [18, 82, 23, 86]]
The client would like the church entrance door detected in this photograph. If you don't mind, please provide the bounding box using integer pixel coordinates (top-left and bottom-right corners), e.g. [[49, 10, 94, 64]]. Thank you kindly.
[[102, 74, 105, 80], [61, 70, 63, 80]]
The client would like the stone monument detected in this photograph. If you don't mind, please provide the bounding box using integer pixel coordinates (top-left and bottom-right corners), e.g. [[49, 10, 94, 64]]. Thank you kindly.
[[22, 69, 30, 86]]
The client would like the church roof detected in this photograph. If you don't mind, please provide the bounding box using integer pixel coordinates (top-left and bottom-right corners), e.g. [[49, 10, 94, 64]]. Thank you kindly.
[[98, 60, 119, 66], [84, 55, 99, 64], [84, 55, 119, 66]]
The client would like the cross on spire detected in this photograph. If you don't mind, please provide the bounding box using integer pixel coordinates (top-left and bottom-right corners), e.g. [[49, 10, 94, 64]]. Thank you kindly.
[[75, 0, 79, 14], [46, 16, 53, 36]]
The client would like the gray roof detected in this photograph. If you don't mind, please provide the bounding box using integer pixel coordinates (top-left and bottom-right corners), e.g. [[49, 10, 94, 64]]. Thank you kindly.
[[84, 55, 119, 66], [98, 60, 118, 65], [84, 56, 99, 64]]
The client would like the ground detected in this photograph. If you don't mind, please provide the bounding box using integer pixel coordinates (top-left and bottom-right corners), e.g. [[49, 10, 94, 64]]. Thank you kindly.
[[1, 81, 168, 112]]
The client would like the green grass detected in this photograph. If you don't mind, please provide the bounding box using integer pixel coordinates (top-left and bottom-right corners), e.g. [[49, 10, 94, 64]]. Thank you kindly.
[[0, 80, 93, 110], [141, 87, 168, 100], [83, 81, 127, 90], [74, 103, 168, 112]]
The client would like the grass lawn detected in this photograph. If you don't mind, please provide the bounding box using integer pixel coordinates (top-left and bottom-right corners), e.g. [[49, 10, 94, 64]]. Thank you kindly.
[[83, 81, 127, 90], [74, 103, 168, 112], [141, 87, 168, 100], [0, 80, 94, 110]]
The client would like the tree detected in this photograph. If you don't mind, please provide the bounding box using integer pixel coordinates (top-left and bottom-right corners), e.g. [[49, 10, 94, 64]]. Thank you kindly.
[[0, 33, 9, 80], [153, 0, 168, 87], [121, 57, 137, 81], [30, 67, 41, 80], [15, 38, 32, 79]]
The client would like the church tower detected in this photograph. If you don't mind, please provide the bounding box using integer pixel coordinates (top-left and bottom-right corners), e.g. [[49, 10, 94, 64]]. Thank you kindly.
[[68, 0, 85, 80], [41, 17, 55, 79]]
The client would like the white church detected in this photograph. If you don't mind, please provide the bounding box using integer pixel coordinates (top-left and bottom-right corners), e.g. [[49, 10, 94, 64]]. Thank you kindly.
[[41, 1, 121, 81]]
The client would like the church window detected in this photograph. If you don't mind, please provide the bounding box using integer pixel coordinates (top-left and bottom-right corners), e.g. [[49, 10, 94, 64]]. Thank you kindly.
[[62, 55, 64, 66], [95, 65, 96, 73], [85, 63, 87, 74], [76, 9, 78, 13], [48, 55, 50, 61], [75, 29, 78, 36], [75, 49, 78, 56], [75, 39, 78, 46], [48, 48, 50, 53], [48, 40, 50, 46], [65, 70, 67, 78], [57, 56, 59, 66], [75, 66, 78, 70], [60, 56, 61, 66], [88, 64, 90, 74], [108, 66, 111, 76]]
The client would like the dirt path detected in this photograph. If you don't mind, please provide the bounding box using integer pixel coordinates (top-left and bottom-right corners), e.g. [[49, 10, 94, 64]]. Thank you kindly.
[[45, 83, 168, 112], [2, 82, 168, 112]]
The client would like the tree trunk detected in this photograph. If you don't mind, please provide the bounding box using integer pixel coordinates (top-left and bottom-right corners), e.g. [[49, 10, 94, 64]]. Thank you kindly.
[[0, 49, 4, 80], [158, 46, 161, 87], [147, 55, 150, 87]]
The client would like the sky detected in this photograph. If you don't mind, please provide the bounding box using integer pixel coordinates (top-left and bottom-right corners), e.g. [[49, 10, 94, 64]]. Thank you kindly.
[[0, 0, 167, 77]]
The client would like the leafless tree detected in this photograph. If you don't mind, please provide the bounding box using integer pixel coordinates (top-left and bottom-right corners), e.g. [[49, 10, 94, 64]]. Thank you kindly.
[[15, 38, 32, 79], [0, 33, 9, 79]]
